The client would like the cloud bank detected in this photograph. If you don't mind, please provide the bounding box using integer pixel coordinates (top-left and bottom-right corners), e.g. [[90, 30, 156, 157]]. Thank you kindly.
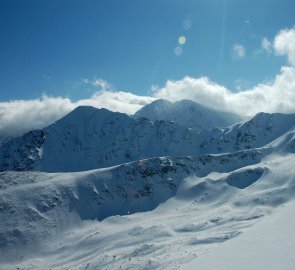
[[0, 92, 154, 139], [155, 66, 295, 116], [1, 27, 295, 139]]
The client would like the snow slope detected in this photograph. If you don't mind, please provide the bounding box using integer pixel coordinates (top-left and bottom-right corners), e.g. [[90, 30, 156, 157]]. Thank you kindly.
[[1, 106, 295, 172], [182, 200, 295, 270], [133, 99, 240, 130], [1, 135, 295, 269], [0, 149, 262, 262]]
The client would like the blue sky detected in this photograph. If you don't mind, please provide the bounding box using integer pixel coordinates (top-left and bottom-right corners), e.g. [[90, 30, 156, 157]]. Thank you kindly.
[[1, 0, 294, 102]]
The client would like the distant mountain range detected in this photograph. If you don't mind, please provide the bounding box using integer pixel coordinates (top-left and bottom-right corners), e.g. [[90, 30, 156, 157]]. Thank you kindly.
[[0, 101, 295, 172]]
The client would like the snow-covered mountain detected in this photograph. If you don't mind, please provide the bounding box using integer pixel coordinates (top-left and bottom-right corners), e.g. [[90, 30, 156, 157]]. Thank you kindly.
[[0, 106, 294, 172], [0, 106, 201, 172], [1, 133, 295, 269], [1, 104, 295, 269], [133, 99, 241, 130], [199, 111, 295, 153]]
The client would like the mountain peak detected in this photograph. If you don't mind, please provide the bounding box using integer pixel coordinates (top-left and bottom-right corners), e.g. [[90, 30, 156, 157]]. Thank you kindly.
[[53, 106, 129, 127], [133, 99, 173, 121], [133, 99, 241, 130], [150, 99, 173, 106], [67, 105, 108, 116], [71, 105, 99, 112]]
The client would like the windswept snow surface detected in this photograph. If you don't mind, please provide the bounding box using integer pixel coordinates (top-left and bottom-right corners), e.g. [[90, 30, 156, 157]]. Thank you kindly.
[[182, 200, 295, 270], [1, 148, 295, 269]]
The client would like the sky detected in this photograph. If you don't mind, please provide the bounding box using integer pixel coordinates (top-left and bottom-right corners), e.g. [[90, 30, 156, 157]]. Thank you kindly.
[[1, 0, 295, 137]]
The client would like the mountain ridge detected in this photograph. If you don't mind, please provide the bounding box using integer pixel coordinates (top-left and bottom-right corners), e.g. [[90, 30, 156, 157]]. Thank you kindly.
[[1, 105, 295, 172]]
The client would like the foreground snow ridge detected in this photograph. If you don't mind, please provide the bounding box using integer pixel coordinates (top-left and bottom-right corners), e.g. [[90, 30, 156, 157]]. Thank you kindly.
[[0, 104, 295, 270]]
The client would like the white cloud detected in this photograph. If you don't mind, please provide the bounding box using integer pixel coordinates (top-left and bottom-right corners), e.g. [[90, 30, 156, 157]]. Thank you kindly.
[[0, 91, 154, 139], [254, 37, 272, 56], [92, 78, 112, 91], [232, 43, 246, 59], [274, 27, 295, 66], [82, 77, 112, 91], [154, 76, 229, 109], [154, 66, 295, 116], [234, 79, 252, 91], [261, 37, 272, 53], [0, 96, 73, 139], [81, 78, 90, 84], [76, 90, 155, 115]]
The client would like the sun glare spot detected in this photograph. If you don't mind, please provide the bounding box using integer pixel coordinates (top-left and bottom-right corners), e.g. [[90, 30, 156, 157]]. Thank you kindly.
[[178, 36, 186, 45]]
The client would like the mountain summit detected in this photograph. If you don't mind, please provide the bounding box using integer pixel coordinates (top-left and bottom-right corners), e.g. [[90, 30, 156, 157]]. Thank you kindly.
[[133, 99, 241, 130]]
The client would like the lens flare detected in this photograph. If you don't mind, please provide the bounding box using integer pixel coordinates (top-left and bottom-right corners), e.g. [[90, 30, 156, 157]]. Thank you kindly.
[[174, 46, 183, 56], [178, 36, 186, 45], [182, 19, 192, 30]]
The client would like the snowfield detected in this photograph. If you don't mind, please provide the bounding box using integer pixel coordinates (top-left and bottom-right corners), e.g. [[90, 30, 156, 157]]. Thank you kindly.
[[183, 199, 295, 270], [0, 104, 295, 270]]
